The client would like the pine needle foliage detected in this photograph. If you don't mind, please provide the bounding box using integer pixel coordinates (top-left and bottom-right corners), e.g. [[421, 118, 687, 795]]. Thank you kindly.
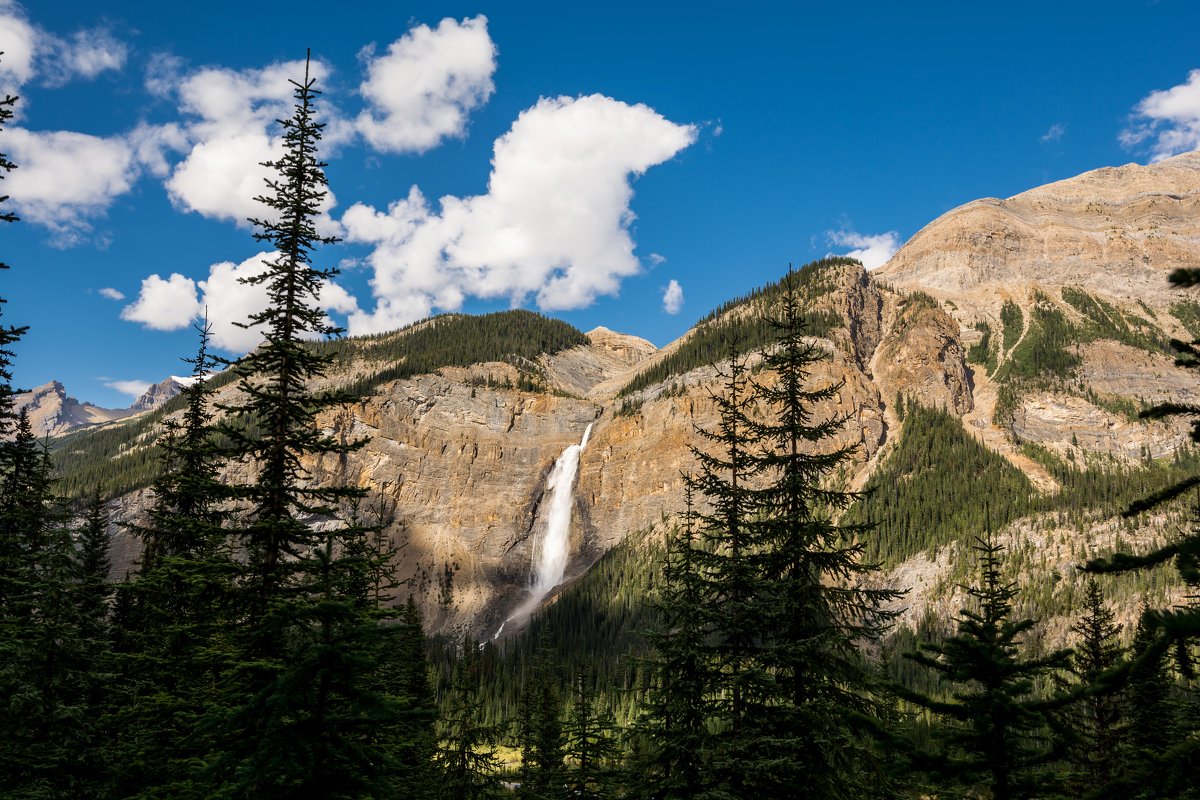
[[896, 531, 1072, 800]]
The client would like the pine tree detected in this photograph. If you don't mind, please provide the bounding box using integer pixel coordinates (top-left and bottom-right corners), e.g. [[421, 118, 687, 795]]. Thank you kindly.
[[636, 483, 713, 799], [435, 640, 507, 800], [518, 632, 566, 800], [194, 53, 423, 797], [74, 490, 112, 640], [1054, 577, 1126, 795], [896, 531, 1072, 799], [562, 667, 620, 800]]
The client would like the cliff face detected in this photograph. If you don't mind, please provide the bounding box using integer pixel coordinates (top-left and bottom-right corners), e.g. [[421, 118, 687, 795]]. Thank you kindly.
[[14, 381, 134, 438], [81, 151, 1200, 643]]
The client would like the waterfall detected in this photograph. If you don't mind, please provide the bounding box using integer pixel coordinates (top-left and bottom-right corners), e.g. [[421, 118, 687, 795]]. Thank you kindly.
[[494, 423, 593, 639]]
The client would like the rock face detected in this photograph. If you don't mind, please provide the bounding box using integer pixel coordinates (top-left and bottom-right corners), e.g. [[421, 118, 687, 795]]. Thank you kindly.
[[131, 377, 187, 412], [14, 381, 134, 438], [877, 150, 1200, 309], [73, 152, 1200, 644]]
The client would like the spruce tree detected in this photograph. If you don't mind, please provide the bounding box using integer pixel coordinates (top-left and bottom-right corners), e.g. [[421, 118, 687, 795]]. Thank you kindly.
[[518, 632, 566, 800], [435, 640, 507, 800], [107, 321, 237, 798], [0, 76, 24, 447], [0, 413, 105, 798], [896, 531, 1071, 799], [666, 270, 901, 798], [636, 483, 714, 799], [563, 667, 621, 800], [199, 53, 424, 797], [1051, 577, 1126, 796]]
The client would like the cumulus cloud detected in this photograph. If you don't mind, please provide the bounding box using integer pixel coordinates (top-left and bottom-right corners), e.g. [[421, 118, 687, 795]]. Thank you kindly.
[[1121, 69, 1200, 162], [0, 3, 125, 93], [121, 273, 203, 330], [662, 279, 684, 314], [98, 287, 124, 300], [163, 58, 341, 226], [1041, 122, 1066, 144], [0, 4, 37, 90], [122, 253, 359, 352], [104, 378, 151, 399], [356, 15, 496, 153], [343, 94, 696, 334], [4, 128, 139, 242], [827, 229, 901, 270]]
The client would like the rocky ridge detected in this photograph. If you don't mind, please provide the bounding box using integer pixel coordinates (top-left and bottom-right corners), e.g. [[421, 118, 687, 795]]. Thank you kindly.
[[74, 151, 1200, 643]]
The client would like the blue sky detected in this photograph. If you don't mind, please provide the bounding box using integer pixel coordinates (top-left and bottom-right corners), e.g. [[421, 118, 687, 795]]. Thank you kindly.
[[3, 0, 1200, 407]]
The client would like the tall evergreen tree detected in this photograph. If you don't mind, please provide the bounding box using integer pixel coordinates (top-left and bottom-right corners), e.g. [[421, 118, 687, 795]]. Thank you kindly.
[[896, 531, 1072, 800], [636, 483, 714, 799], [664, 270, 901, 798], [562, 667, 621, 800], [434, 639, 507, 800], [107, 321, 237, 798], [1054, 577, 1126, 796], [0, 72, 24, 448], [203, 53, 426, 797], [518, 632, 566, 800], [0, 413, 105, 798]]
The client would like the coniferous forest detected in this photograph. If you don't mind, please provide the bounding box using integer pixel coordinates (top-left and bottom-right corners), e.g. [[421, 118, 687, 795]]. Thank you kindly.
[[5, 60, 1200, 800]]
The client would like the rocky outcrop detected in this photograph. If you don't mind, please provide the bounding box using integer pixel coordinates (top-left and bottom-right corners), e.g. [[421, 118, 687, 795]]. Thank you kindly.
[[131, 377, 187, 412], [873, 296, 973, 416], [876, 151, 1200, 308], [13, 381, 134, 438]]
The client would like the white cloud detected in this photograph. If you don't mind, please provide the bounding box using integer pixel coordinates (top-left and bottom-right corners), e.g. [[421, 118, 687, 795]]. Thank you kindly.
[[0, 4, 37, 90], [1121, 69, 1200, 162], [356, 15, 496, 154], [1041, 122, 1066, 143], [827, 229, 901, 270], [343, 94, 696, 335], [4, 127, 138, 242], [104, 378, 150, 398], [647, 252, 666, 266], [123, 253, 359, 352], [662, 279, 684, 314], [40, 28, 127, 87], [98, 287, 124, 300], [164, 59, 341, 225], [0, 3, 125, 93], [121, 273, 203, 330]]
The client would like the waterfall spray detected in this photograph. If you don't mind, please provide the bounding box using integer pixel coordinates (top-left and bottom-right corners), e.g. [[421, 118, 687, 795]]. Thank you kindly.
[[494, 423, 593, 639]]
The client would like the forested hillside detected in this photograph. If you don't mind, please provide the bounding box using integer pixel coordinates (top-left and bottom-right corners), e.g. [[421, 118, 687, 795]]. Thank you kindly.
[[5, 52, 1200, 800]]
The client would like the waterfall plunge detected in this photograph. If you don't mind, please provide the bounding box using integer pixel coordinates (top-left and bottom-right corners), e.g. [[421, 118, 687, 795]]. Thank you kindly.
[[494, 423, 593, 639]]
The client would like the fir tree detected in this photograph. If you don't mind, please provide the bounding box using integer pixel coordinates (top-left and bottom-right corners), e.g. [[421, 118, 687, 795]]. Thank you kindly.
[[0, 73, 24, 448], [563, 667, 621, 800], [636, 483, 713, 799], [0, 413, 105, 797], [518, 632, 566, 800], [896, 531, 1072, 800], [106, 321, 238, 798], [435, 641, 507, 800], [197, 53, 421, 797], [667, 271, 901, 798], [1054, 577, 1126, 795]]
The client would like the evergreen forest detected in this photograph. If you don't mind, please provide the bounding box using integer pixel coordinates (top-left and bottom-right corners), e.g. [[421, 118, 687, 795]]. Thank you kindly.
[[4, 59, 1200, 800]]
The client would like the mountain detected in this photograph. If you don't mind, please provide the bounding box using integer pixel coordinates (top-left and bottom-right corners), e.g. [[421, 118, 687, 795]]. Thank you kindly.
[[57, 154, 1200, 645], [129, 376, 188, 412], [15, 381, 137, 438], [14, 376, 189, 439]]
